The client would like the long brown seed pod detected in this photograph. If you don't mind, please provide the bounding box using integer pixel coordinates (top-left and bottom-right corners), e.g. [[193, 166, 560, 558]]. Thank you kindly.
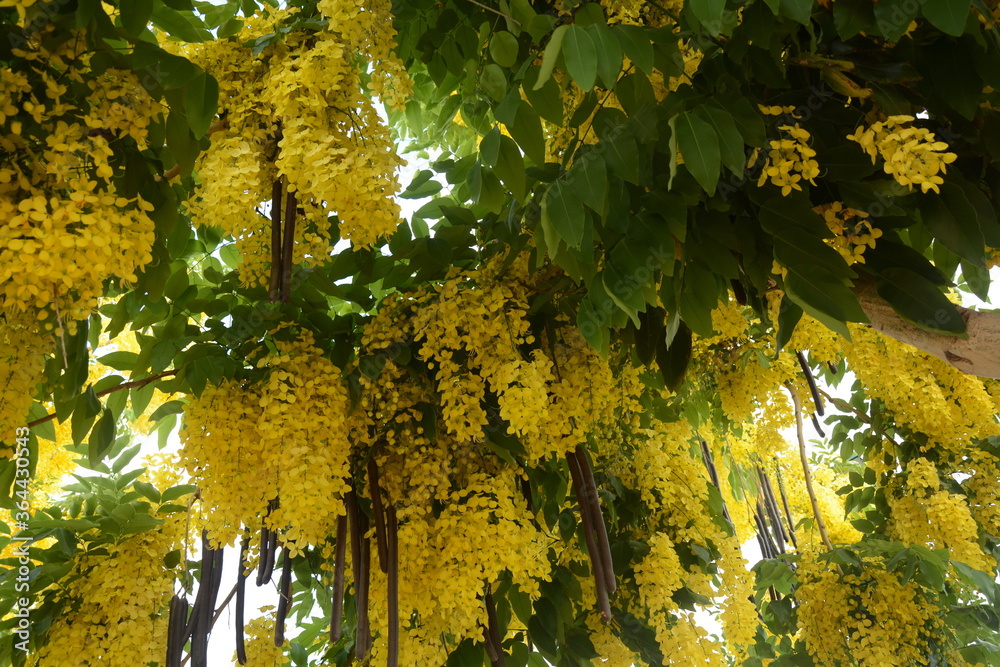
[[356, 513, 372, 659], [566, 451, 611, 622], [165, 593, 188, 667], [275, 546, 293, 647], [189, 531, 215, 667], [330, 513, 347, 643], [280, 187, 297, 304], [795, 350, 825, 416], [236, 536, 249, 665], [256, 525, 271, 586], [774, 465, 798, 549], [366, 459, 390, 574], [575, 445, 615, 595], [700, 440, 734, 529], [485, 591, 506, 667], [268, 179, 282, 303], [386, 505, 399, 667], [757, 469, 787, 553]]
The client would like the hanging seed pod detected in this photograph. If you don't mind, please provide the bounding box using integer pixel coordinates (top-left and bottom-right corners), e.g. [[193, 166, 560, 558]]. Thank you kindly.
[[165, 593, 188, 667], [330, 513, 347, 643], [356, 512, 372, 659], [774, 465, 798, 549], [189, 530, 216, 667], [236, 535, 249, 665], [575, 445, 615, 595], [795, 350, 824, 416], [386, 505, 399, 667], [280, 188, 297, 303], [485, 591, 505, 667], [268, 179, 282, 303], [366, 459, 389, 574], [257, 498, 279, 586], [275, 546, 293, 647], [566, 450, 611, 622]]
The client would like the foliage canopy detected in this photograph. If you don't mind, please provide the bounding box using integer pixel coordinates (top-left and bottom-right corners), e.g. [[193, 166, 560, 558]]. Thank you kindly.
[[4, 0, 1000, 665]]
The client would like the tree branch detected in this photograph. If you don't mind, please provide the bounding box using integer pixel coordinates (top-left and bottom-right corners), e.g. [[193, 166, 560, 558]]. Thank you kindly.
[[26, 369, 179, 429], [785, 382, 833, 552], [853, 277, 1000, 379]]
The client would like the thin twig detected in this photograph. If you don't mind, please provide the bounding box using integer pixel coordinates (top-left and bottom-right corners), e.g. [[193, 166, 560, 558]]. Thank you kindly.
[[815, 387, 895, 444], [27, 369, 179, 428], [465, 0, 521, 25], [786, 383, 833, 551]]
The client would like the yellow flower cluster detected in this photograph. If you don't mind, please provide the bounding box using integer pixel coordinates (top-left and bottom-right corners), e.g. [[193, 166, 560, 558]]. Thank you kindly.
[[237, 610, 289, 667], [965, 451, 1000, 538], [754, 124, 820, 196], [0, 312, 48, 449], [363, 471, 550, 665], [844, 324, 1000, 456], [817, 201, 882, 265], [797, 552, 946, 666], [181, 6, 406, 287], [848, 115, 957, 194], [28, 518, 185, 667], [180, 329, 352, 553], [0, 40, 158, 324], [886, 457, 993, 571]]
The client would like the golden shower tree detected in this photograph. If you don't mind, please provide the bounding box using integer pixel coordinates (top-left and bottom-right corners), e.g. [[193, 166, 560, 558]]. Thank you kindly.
[[3, 0, 1000, 665]]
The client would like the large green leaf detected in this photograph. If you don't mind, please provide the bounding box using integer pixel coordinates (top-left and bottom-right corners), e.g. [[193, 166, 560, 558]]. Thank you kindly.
[[563, 24, 598, 91], [875, 268, 967, 335], [535, 24, 568, 90], [696, 104, 745, 176], [921, 0, 970, 36], [120, 0, 154, 37], [184, 71, 219, 138], [585, 22, 623, 89], [493, 135, 527, 200], [613, 25, 654, 75], [490, 30, 520, 67], [566, 153, 607, 214], [542, 180, 587, 249], [920, 185, 986, 267], [690, 0, 726, 34], [674, 111, 721, 195]]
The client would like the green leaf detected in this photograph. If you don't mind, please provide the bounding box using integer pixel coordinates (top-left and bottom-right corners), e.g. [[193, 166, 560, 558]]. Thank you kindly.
[[679, 262, 719, 338], [185, 71, 219, 138], [782, 267, 867, 338], [875, 268, 967, 335], [566, 153, 607, 214], [613, 25, 654, 75], [502, 100, 546, 165], [481, 63, 507, 101], [921, 0, 970, 36], [151, 4, 210, 42], [778, 0, 813, 25], [490, 30, 519, 67], [535, 24, 568, 90], [601, 130, 640, 184], [775, 295, 804, 351], [542, 180, 587, 249], [585, 22, 623, 89], [920, 186, 986, 267], [493, 135, 527, 200], [675, 111, 721, 195], [523, 66, 564, 126], [120, 0, 153, 37], [690, 0, 726, 34], [656, 321, 692, 390], [833, 0, 875, 39], [98, 351, 139, 371], [563, 25, 598, 91], [88, 409, 116, 467], [874, 0, 921, 41], [696, 104, 745, 176]]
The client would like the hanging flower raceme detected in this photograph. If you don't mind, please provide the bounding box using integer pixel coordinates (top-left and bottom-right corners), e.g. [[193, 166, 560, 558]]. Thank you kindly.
[[847, 114, 957, 194]]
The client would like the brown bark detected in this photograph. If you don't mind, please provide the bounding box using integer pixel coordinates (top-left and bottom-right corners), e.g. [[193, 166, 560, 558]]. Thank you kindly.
[[853, 279, 1000, 379]]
